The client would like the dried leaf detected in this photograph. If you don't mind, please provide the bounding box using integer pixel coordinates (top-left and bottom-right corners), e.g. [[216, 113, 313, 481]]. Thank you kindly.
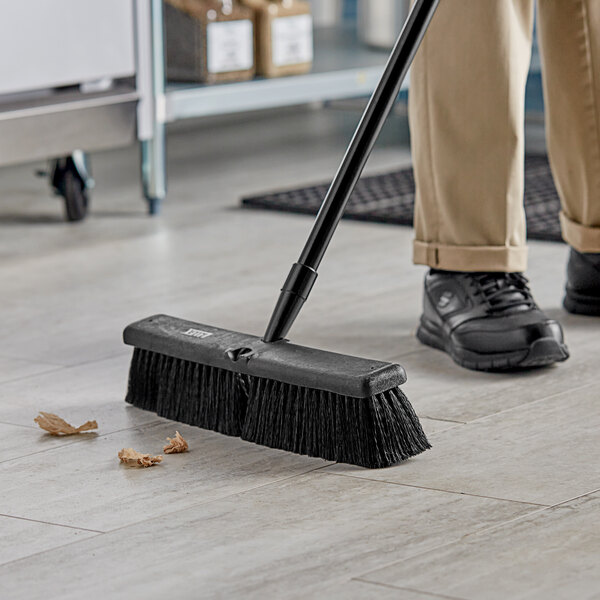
[[34, 412, 98, 436], [163, 431, 189, 454], [118, 448, 163, 468]]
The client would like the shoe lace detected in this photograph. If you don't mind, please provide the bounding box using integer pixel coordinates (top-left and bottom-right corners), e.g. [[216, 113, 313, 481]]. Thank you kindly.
[[470, 273, 536, 314]]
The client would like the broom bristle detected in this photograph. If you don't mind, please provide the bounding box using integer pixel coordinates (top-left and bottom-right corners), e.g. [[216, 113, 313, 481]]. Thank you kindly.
[[241, 378, 430, 468], [126, 348, 247, 437], [126, 348, 430, 468]]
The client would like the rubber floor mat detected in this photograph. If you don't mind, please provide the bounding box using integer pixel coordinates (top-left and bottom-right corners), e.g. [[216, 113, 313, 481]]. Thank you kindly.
[[241, 155, 563, 243]]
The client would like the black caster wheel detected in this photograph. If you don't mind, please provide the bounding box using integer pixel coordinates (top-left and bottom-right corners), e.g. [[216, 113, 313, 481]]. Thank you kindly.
[[146, 197, 161, 215], [51, 154, 92, 222], [62, 169, 89, 222]]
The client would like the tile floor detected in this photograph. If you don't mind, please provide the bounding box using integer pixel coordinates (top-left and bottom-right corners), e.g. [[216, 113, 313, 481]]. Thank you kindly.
[[0, 107, 598, 599]]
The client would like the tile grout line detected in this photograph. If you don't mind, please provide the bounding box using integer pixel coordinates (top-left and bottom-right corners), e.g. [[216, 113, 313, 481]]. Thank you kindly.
[[0, 353, 62, 367], [0, 365, 66, 387], [0, 421, 38, 430], [0, 349, 132, 389], [546, 486, 600, 509], [0, 419, 165, 465], [317, 470, 550, 507], [430, 378, 599, 430], [0, 513, 104, 534], [352, 578, 468, 600], [380, 347, 432, 363], [64, 350, 132, 370], [0, 464, 333, 571], [354, 503, 554, 585], [99, 463, 334, 537], [0, 437, 94, 465], [354, 490, 600, 586], [420, 416, 467, 425], [0, 529, 105, 571]]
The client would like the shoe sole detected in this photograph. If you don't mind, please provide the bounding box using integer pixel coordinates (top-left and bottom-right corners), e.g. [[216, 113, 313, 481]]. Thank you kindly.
[[563, 289, 600, 316], [416, 316, 570, 372]]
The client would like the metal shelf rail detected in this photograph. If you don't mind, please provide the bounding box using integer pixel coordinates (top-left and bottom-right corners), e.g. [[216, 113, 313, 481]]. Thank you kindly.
[[139, 0, 398, 213]]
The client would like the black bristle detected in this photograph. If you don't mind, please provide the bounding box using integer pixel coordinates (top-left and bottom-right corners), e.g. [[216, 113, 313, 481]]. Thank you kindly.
[[126, 348, 247, 437], [241, 379, 430, 468], [125, 348, 430, 468]]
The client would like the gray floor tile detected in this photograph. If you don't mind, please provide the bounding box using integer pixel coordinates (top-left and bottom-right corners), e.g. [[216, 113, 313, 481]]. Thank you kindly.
[[325, 383, 600, 506], [0, 472, 534, 600], [0, 354, 159, 433], [363, 493, 600, 600], [0, 356, 60, 385], [312, 580, 464, 599], [0, 207, 422, 367], [0, 515, 99, 566], [0, 421, 326, 531], [0, 422, 91, 463]]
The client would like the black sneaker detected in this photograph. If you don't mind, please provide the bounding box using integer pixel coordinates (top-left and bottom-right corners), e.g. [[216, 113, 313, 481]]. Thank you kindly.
[[417, 270, 569, 371], [564, 249, 600, 316]]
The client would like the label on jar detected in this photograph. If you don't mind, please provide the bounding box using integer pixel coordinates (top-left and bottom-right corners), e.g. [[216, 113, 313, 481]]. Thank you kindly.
[[271, 14, 313, 67], [207, 20, 254, 73]]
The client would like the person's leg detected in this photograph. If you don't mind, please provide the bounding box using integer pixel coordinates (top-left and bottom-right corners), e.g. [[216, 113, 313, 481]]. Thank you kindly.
[[408, 0, 569, 370], [409, 0, 534, 272], [537, 0, 600, 315], [538, 0, 600, 251]]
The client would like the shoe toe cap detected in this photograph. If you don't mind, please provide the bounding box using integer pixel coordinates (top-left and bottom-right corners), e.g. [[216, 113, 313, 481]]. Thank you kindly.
[[453, 317, 566, 355]]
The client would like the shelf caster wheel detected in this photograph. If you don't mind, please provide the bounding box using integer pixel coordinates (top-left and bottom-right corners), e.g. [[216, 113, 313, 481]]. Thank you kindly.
[[50, 152, 93, 222], [146, 197, 161, 215], [62, 170, 89, 222]]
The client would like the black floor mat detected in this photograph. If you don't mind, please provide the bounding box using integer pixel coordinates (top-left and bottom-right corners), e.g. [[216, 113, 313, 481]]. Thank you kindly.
[[242, 155, 563, 243]]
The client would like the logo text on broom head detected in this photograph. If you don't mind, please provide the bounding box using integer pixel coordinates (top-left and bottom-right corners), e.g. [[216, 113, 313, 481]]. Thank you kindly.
[[182, 328, 213, 339]]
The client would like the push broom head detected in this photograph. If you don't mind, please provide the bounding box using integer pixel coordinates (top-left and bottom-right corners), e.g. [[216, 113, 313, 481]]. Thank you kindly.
[[124, 315, 430, 468]]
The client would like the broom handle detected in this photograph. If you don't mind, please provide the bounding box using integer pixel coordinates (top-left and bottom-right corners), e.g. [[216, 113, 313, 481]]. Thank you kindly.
[[264, 0, 440, 343]]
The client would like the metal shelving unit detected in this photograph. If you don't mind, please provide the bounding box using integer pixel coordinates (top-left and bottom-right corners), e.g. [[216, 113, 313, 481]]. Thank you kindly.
[[140, 0, 396, 213], [166, 27, 398, 121]]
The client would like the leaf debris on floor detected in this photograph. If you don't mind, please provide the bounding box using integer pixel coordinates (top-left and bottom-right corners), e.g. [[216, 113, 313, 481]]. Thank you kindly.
[[163, 431, 188, 454], [118, 448, 163, 468], [34, 412, 98, 436]]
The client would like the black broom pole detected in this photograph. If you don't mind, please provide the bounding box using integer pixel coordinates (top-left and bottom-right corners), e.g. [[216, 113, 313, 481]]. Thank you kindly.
[[264, 0, 440, 343]]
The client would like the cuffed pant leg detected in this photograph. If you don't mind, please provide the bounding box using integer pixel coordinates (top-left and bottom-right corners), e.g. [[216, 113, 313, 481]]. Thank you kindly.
[[413, 241, 528, 273], [409, 0, 534, 271]]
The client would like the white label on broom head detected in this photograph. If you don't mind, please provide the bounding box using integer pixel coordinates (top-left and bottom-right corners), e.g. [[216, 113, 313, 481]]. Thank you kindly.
[[182, 328, 213, 339], [272, 15, 313, 67], [207, 20, 254, 74]]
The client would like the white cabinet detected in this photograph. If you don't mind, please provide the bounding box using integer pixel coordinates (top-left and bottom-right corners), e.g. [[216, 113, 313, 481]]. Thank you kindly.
[[0, 0, 135, 95]]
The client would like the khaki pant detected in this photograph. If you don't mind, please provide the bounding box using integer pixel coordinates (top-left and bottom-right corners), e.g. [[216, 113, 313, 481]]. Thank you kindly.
[[409, 0, 600, 272]]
